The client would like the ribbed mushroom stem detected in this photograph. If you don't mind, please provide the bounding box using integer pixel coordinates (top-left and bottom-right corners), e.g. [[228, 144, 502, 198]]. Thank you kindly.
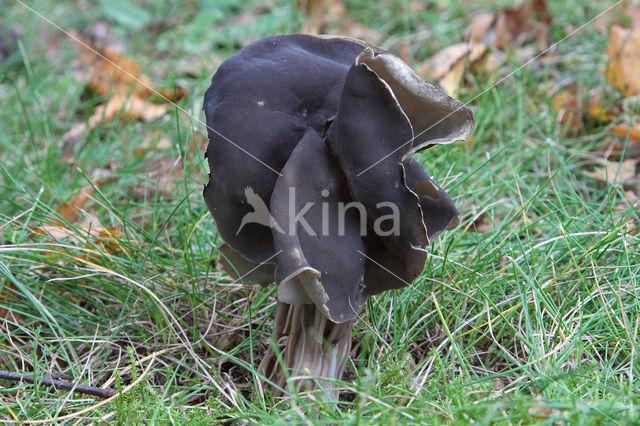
[[258, 301, 353, 401]]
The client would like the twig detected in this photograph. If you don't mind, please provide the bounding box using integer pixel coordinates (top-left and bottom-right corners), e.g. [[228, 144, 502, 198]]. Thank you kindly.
[[0, 370, 116, 398]]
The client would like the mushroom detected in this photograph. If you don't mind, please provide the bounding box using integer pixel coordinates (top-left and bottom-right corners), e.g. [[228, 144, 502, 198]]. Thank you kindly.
[[203, 34, 474, 401]]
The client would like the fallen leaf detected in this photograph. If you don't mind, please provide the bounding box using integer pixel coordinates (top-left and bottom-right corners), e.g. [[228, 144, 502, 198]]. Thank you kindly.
[[63, 94, 169, 149], [586, 89, 619, 123], [70, 30, 185, 101], [298, 0, 344, 33], [585, 158, 639, 185], [134, 130, 174, 158], [70, 31, 152, 98], [32, 185, 130, 259], [495, 0, 551, 51], [54, 177, 118, 225], [465, 212, 493, 233], [417, 42, 487, 96], [623, 175, 640, 195], [437, 59, 466, 97], [32, 224, 129, 258], [471, 49, 503, 75], [596, 124, 640, 158], [595, 136, 640, 160], [606, 25, 640, 97], [421, 43, 485, 79], [610, 123, 640, 143], [527, 402, 558, 422], [96, 226, 128, 255], [468, 13, 496, 43], [297, 0, 381, 42], [551, 88, 582, 133]]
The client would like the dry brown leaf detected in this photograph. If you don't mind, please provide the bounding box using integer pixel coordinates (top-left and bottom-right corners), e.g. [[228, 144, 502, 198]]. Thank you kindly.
[[63, 30, 179, 154], [598, 123, 640, 160], [585, 158, 639, 185], [471, 50, 503, 75], [494, 0, 551, 51], [465, 0, 551, 68], [610, 123, 640, 143], [550, 89, 582, 133], [437, 59, 466, 97], [465, 212, 493, 233], [63, 94, 169, 149], [468, 13, 496, 43], [54, 177, 118, 225], [134, 131, 174, 158], [32, 224, 128, 258], [595, 137, 640, 160], [297, 0, 381, 42], [70, 30, 153, 98], [70, 31, 186, 102], [586, 89, 619, 123], [32, 183, 129, 258], [527, 403, 559, 422], [95, 227, 128, 256], [417, 43, 487, 96], [298, 0, 345, 33], [606, 25, 640, 97]]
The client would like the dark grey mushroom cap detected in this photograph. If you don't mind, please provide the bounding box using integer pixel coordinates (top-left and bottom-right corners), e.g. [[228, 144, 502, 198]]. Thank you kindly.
[[203, 34, 474, 322], [203, 35, 372, 265]]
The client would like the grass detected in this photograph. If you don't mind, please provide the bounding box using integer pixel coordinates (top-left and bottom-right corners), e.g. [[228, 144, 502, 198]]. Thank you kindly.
[[1, 0, 639, 423]]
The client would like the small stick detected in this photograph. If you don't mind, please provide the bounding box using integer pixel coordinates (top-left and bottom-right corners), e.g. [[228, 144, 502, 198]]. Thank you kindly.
[[0, 370, 116, 398]]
